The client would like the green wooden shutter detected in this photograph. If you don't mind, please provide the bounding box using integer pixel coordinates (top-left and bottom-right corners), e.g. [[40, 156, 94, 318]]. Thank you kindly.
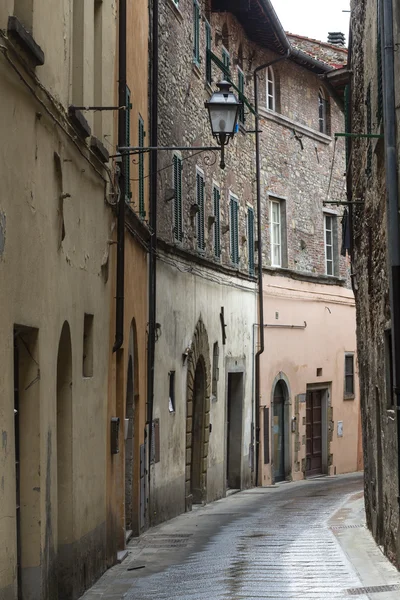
[[230, 197, 239, 266], [173, 155, 183, 242], [238, 69, 245, 124], [205, 21, 212, 84], [196, 172, 205, 251], [138, 116, 145, 217], [248, 207, 255, 275], [222, 48, 230, 78], [124, 86, 131, 202], [213, 187, 221, 259], [193, 0, 200, 64]]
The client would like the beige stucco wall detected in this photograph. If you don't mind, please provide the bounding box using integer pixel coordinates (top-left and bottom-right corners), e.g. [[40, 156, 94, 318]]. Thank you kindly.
[[259, 273, 361, 485], [0, 2, 117, 598], [150, 253, 257, 524]]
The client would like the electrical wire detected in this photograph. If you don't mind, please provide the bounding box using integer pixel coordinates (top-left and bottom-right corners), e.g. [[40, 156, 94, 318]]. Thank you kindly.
[[0, 35, 116, 202]]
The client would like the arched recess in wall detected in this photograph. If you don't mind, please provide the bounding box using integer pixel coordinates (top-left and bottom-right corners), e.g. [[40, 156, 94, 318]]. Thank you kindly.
[[56, 321, 74, 600], [185, 318, 211, 512], [125, 320, 140, 537], [270, 372, 292, 484]]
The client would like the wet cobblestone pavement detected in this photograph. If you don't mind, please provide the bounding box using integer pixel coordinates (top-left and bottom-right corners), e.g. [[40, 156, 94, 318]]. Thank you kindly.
[[81, 474, 400, 600]]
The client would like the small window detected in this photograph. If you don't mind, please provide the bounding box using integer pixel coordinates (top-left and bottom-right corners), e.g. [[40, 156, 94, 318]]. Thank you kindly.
[[193, 0, 200, 65], [344, 354, 355, 398], [138, 115, 145, 218], [83, 314, 94, 377], [324, 214, 337, 276], [196, 170, 205, 252], [238, 68, 245, 124], [173, 154, 183, 243], [318, 88, 330, 135], [270, 200, 281, 267], [205, 19, 212, 84], [169, 371, 175, 413], [229, 195, 239, 266], [222, 47, 230, 78], [266, 66, 275, 111], [212, 342, 219, 401], [213, 185, 221, 259], [248, 207, 255, 275]]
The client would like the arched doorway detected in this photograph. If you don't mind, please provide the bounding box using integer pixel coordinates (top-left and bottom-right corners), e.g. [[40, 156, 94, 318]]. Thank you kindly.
[[125, 321, 139, 538], [271, 374, 291, 484], [191, 359, 206, 504], [56, 321, 73, 600], [185, 318, 211, 511]]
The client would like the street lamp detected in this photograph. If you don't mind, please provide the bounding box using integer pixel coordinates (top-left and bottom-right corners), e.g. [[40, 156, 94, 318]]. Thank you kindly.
[[205, 81, 242, 169]]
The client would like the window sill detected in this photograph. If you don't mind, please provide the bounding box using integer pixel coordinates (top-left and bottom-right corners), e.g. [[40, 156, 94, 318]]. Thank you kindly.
[[8, 16, 45, 66], [192, 63, 202, 80], [344, 394, 355, 401], [166, 0, 183, 23], [259, 107, 332, 145]]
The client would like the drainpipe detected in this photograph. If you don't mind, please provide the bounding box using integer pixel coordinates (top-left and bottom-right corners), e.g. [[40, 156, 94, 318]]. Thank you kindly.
[[253, 50, 290, 486], [382, 0, 400, 507], [113, 0, 127, 352], [147, 0, 159, 505]]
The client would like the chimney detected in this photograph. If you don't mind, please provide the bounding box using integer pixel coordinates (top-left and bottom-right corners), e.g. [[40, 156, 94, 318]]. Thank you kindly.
[[327, 32, 346, 46]]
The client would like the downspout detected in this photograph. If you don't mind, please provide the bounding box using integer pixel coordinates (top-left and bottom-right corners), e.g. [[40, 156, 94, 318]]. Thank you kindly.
[[253, 49, 290, 486], [113, 0, 127, 352], [382, 0, 400, 507], [147, 0, 159, 501]]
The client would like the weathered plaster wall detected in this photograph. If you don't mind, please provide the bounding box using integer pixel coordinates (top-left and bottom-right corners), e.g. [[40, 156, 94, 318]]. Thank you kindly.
[[350, 0, 400, 568], [150, 253, 257, 524], [0, 1, 117, 598]]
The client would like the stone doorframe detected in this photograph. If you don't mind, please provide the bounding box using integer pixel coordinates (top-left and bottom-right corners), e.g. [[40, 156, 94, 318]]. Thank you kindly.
[[185, 318, 211, 512]]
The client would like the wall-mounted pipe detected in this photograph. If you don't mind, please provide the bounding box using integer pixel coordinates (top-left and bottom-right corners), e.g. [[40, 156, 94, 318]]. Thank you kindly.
[[113, 0, 127, 353], [147, 0, 159, 503], [253, 49, 290, 487]]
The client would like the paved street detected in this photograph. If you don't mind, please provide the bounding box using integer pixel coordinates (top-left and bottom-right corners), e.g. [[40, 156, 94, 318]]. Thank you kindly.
[[81, 473, 400, 600]]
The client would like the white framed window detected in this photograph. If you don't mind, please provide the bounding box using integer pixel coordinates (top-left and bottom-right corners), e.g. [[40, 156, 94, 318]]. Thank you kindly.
[[266, 66, 275, 111], [324, 214, 334, 275], [319, 88, 327, 134], [270, 200, 281, 267]]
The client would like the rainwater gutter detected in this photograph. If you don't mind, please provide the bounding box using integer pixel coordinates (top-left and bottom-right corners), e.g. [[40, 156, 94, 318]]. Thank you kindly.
[[147, 0, 159, 502], [382, 0, 400, 508], [113, 0, 127, 353], [253, 48, 290, 487]]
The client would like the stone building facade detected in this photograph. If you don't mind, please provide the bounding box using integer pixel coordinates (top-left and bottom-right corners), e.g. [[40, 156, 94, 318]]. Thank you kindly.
[[350, 0, 400, 568], [151, 0, 361, 523]]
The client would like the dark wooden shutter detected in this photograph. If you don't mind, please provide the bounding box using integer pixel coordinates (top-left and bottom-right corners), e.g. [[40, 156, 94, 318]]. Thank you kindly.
[[238, 69, 245, 124], [193, 0, 200, 64], [230, 197, 239, 266], [173, 155, 183, 242], [248, 207, 255, 275], [196, 172, 205, 251], [213, 187, 221, 259], [138, 116, 145, 217], [205, 21, 212, 83]]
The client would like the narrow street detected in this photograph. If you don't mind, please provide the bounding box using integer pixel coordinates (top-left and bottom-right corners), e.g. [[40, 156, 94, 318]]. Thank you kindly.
[[81, 474, 400, 600]]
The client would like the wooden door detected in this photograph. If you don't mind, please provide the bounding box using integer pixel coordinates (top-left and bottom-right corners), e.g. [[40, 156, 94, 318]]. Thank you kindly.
[[306, 390, 322, 477]]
